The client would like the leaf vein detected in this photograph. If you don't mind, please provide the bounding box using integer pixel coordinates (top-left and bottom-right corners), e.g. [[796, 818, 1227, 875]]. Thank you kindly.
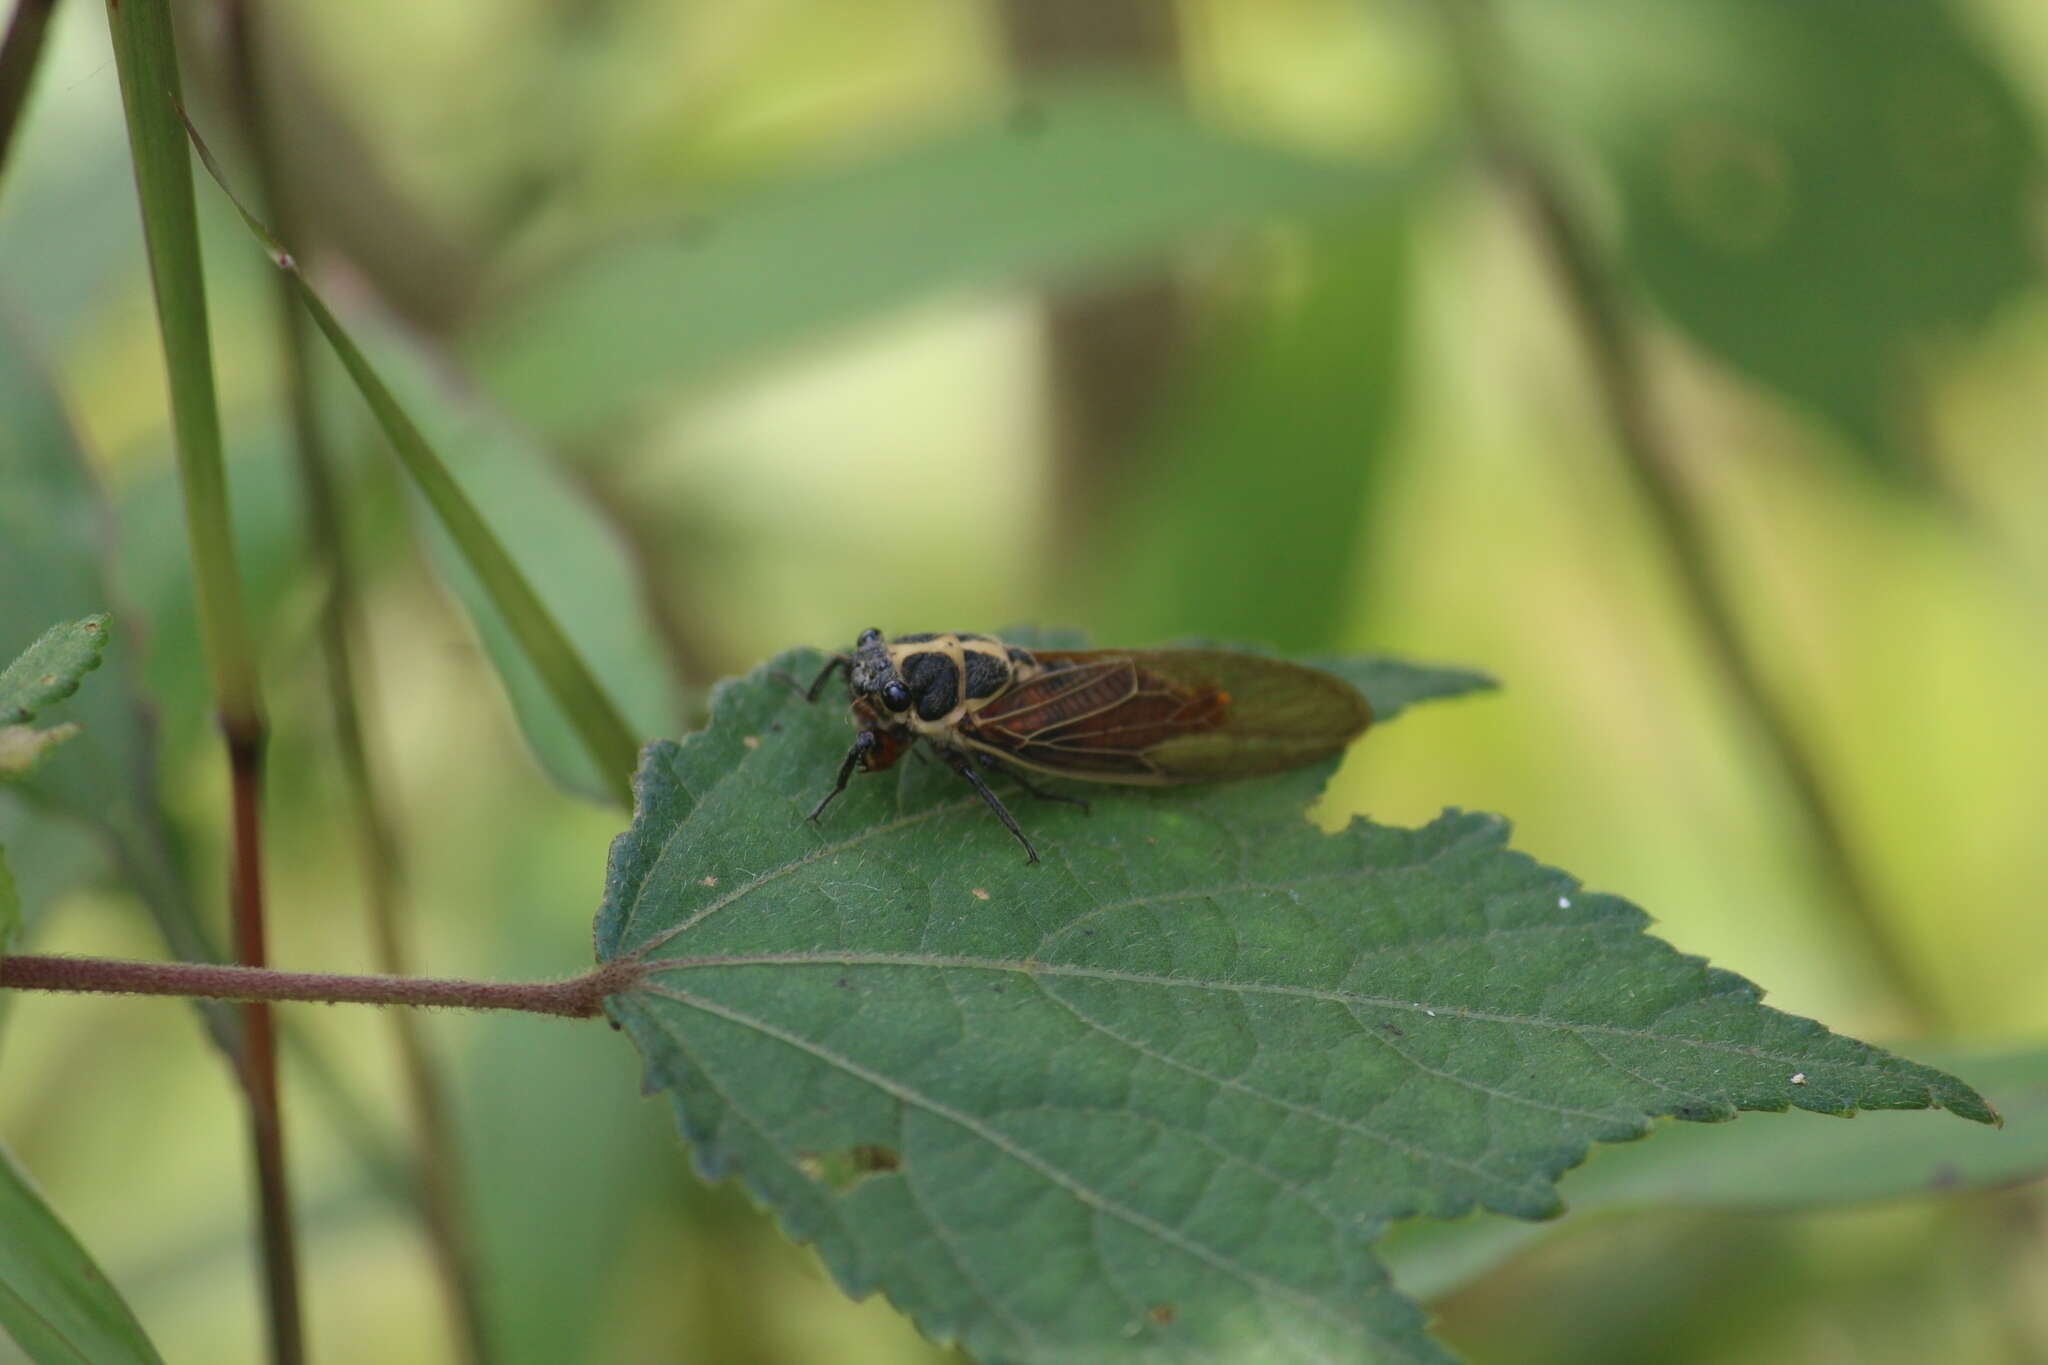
[[640, 981, 1411, 1356]]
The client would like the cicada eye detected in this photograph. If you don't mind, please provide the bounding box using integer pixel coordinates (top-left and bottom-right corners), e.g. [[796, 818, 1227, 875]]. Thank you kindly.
[[880, 681, 912, 712]]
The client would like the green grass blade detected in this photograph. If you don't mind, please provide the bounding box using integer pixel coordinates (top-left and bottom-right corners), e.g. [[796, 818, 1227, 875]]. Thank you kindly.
[[0, 1144, 167, 1365], [182, 118, 641, 806], [103, 0, 258, 730]]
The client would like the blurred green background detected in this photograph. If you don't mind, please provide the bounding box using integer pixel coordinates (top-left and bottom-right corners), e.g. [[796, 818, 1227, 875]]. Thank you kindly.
[[3, 0, 2046, 1361]]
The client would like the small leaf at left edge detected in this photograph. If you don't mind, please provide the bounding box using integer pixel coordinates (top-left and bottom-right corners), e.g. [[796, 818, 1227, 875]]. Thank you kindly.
[[0, 611, 108, 780], [0, 1144, 167, 1365]]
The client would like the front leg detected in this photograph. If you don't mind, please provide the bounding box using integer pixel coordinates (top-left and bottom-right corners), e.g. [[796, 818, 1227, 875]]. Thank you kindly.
[[772, 654, 853, 701], [809, 731, 876, 822], [804, 654, 853, 701]]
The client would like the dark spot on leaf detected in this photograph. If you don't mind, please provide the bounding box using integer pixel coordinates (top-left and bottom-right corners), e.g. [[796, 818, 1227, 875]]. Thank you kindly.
[[992, 985, 1005, 994], [1149, 1303, 1175, 1326], [836, 977, 849, 989], [851, 1144, 899, 1173], [1930, 1162, 1963, 1191], [1379, 1023, 1405, 1038]]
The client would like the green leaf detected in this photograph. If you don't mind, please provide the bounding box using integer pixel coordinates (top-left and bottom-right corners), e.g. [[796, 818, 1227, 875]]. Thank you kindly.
[[1302, 655, 1496, 727], [0, 616, 106, 780], [0, 616, 107, 728], [472, 81, 1422, 434], [1088, 220, 1412, 652], [0, 1143, 166, 1365], [596, 652, 1989, 1364], [1506, 0, 2045, 479], [1381, 1042, 2048, 1302]]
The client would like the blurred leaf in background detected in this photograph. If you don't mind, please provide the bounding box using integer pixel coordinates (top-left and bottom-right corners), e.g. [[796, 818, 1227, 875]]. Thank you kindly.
[[469, 80, 1420, 438], [1076, 214, 1412, 649], [1501, 0, 2046, 483], [0, 312, 214, 963]]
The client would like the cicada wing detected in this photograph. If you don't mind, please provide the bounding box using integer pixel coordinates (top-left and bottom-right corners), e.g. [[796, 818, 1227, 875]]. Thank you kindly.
[[963, 649, 1370, 784]]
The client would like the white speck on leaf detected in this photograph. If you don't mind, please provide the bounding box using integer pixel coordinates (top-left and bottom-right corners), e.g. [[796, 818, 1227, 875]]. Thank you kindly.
[[971, 888, 991, 901], [1558, 896, 1571, 908], [1791, 1073, 1807, 1085], [700, 875, 719, 887]]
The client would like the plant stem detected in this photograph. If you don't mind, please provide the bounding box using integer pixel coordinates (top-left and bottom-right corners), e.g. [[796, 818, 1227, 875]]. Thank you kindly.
[[0, 954, 642, 1018], [216, 4, 492, 1358], [0, 0, 58, 184], [104, 1, 302, 1358], [228, 728, 303, 1365], [1441, 0, 1942, 1028]]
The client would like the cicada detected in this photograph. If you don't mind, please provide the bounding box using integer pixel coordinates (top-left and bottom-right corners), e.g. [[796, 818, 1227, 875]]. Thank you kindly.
[[799, 629, 1371, 863]]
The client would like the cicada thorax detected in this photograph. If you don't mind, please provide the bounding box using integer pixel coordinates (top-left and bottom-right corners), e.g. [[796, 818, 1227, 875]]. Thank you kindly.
[[871, 632, 1040, 736]]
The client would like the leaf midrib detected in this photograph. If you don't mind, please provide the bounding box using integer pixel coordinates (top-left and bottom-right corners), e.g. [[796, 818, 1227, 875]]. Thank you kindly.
[[634, 950, 1922, 1082]]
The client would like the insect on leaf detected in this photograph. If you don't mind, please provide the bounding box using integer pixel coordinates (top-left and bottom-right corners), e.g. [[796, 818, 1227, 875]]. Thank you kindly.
[[595, 651, 1990, 1365]]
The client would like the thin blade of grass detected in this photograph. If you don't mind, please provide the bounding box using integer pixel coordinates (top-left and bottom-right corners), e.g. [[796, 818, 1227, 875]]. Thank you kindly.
[[181, 114, 640, 807]]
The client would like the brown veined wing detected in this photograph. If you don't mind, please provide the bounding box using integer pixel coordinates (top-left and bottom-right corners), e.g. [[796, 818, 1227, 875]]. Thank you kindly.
[[957, 649, 1371, 784]]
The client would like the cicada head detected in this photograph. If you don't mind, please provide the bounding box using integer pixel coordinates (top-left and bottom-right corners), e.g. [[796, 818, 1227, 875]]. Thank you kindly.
[[847, 627, 915, 717]]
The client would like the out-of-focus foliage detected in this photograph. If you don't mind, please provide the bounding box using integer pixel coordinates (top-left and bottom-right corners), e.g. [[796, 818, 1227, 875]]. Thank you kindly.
[[1500, 0, 2046, 481], [471, 81, 1422, 436], [1, 0, 2044, 1362], [0, 1143, 166, 1365], [0, 619, 165, 1365]]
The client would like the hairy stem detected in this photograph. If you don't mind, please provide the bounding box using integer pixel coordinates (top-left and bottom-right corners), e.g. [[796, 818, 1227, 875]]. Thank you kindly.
[[229, 729, 303, 1365], [1442, 0, 1941, 1027], [0, 954, 643, 1018]]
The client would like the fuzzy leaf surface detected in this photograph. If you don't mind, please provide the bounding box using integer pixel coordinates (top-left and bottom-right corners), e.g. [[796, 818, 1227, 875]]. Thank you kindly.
[[0, 616, 107, 729], [597, 652, 1989, 1364], [0, 617, 107, 781]]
